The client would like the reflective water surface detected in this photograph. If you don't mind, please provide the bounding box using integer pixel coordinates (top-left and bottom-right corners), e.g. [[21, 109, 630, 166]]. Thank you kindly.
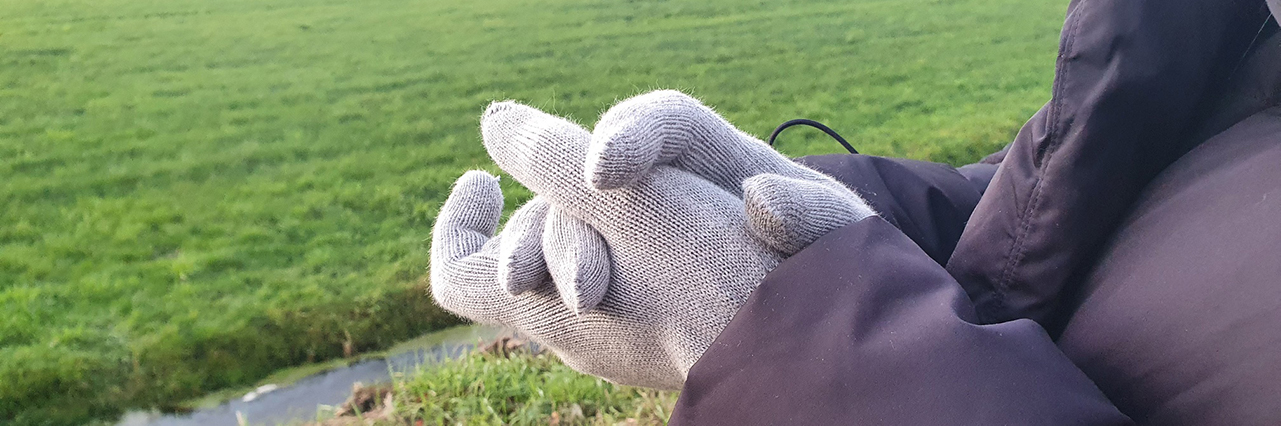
[[117, 325, 502, 426]]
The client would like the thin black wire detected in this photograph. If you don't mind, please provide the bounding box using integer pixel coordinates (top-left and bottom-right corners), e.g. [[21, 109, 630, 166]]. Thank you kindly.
[[765, 119, 858, 154]]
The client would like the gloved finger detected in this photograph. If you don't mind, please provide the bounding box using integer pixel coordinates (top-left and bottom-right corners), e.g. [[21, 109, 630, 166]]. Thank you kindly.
[[480, 100, 604, 220], [542, 208, 612, 315], [497, 197, 551, 295], [432, 170, 504, 264], [742, 173, 878, 256], [429, 170, 510, 320], [585, 90, 847, 197]]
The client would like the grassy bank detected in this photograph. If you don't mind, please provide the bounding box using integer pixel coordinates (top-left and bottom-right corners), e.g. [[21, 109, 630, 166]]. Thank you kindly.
[[315, 347, 678, 425], [395, 351, 676, 425], [1, 0, 1064, 422]]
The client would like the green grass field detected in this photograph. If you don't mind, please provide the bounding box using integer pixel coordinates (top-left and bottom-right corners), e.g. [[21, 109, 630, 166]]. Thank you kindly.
[[388, 349, 678, 425], [1, 0, 1064, 423]]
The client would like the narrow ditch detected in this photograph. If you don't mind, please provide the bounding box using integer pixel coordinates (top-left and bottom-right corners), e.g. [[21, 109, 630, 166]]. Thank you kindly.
[[116, 324, 502, 426]]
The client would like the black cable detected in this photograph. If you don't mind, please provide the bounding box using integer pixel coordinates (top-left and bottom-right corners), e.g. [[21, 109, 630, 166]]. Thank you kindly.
[[765, 119, 858, 154]]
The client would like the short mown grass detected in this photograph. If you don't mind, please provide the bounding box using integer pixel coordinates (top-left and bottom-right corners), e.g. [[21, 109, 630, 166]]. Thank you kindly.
[[2, 0, 1064, 423], [389, 350, 677, 425]]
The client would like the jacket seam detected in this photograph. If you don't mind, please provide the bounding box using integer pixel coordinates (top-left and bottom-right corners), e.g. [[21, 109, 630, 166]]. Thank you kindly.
[[992, 0, 1086, 321]]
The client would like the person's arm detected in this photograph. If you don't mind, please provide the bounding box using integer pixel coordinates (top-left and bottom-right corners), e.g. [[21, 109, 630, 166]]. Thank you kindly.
[[947, 0, 1275, 333], [671, 217, 1132, 425], [797, 154, 992, 266]]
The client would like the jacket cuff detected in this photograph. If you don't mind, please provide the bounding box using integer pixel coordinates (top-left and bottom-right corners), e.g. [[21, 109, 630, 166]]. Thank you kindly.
[[671, 218, 1129, 425]]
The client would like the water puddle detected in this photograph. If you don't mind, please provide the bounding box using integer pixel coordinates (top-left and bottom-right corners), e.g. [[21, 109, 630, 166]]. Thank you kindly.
[[117, 324, 503, 426]]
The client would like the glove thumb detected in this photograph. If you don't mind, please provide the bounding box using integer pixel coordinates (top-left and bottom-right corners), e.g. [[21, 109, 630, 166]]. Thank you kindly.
[[743, 174, 877, 256]]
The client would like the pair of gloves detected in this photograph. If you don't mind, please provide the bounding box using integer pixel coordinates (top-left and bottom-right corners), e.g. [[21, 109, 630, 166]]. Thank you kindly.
[[430, 90, 877, 390]]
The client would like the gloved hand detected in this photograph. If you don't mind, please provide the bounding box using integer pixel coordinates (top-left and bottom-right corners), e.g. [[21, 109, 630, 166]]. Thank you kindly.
[[430, 90, 877, 389]]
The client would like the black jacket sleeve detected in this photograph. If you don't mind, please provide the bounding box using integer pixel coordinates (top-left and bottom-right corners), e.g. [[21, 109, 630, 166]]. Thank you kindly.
[[945, 0, 1275, 333], [795, 154, 992, 266], [669, 217, 1131, 425]]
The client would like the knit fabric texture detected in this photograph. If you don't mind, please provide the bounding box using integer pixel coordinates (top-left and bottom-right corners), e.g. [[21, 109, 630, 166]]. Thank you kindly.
[[431, 90, 877, 389]]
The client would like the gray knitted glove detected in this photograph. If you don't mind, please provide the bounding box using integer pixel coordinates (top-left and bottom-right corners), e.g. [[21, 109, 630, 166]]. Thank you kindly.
[[431, 90, 876, 390]]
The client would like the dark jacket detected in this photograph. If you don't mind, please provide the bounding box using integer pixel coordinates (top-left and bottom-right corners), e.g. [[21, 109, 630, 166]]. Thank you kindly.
[[670, 1, 1281, 424]]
